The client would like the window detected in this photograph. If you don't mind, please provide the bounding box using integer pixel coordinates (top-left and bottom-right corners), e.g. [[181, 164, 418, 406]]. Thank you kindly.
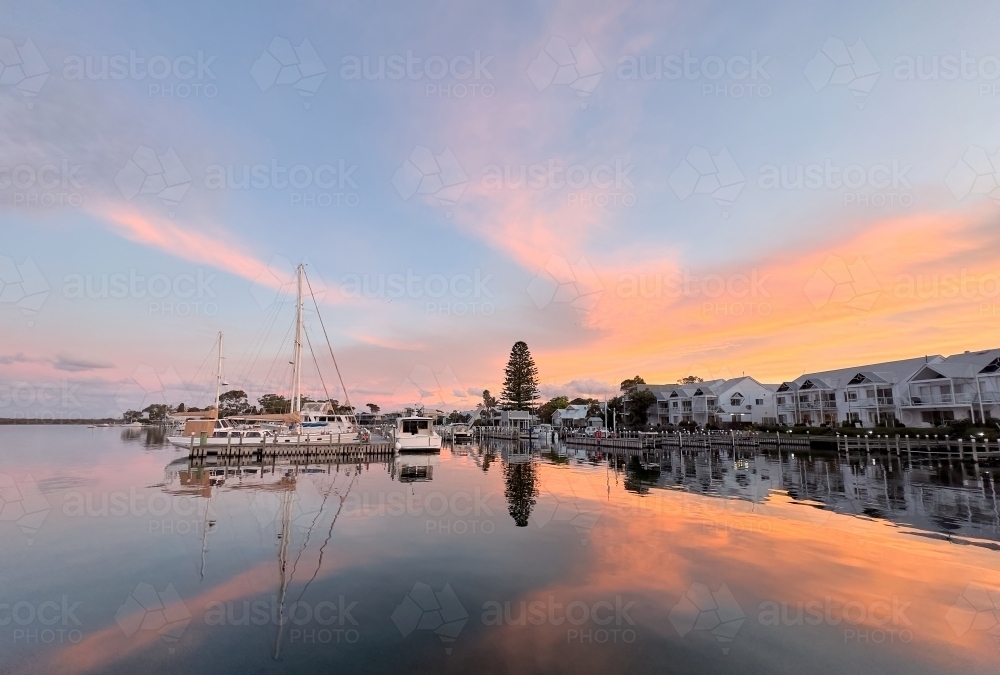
[[755, 399, 764, 406], [402, 420, 428, 434], [777, 396, 785, 405], [730, 397, 743, 406]]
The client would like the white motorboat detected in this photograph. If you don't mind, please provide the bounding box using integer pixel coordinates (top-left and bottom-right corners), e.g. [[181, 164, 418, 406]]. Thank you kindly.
[[394, 415, 442, 452], [443, 422, 472, 442]]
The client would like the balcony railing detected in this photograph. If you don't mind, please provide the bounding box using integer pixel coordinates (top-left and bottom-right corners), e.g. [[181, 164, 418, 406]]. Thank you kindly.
[[847, 397, 895, 408], [900, 394, 974, 407], [797, 400, 838, 410]]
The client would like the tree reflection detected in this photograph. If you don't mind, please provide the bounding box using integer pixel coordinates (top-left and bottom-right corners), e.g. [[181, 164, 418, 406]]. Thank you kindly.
[[503, 460, 538, 527]]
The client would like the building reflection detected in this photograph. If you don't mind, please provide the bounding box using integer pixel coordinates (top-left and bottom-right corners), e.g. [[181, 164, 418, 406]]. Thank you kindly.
[[554, 443, 1000, 545]]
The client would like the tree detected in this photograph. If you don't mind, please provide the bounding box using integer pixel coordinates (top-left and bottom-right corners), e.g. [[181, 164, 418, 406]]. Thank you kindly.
[[366, 403, 380, 414], [500, 341, 539, 411], [258, 394, 291, 414], [626, 389, 657, 429], [142, 404, 168, 422], [481, 389, 498, 424], [677, 375, 703, 384], [176, 403, 186, 413], [537, 396, 569, 423], [219, 390, 251, 417], [620, 376, 646, 395]]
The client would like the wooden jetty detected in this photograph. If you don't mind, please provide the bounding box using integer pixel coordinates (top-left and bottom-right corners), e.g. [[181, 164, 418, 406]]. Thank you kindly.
[[185, 433, 396, 462], [558, 429, 1000, 464]]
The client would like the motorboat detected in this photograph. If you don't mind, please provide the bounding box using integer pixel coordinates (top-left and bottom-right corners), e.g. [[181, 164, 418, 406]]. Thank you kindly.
[[444, 422, 472, 442], [394, 415, 442, 452]]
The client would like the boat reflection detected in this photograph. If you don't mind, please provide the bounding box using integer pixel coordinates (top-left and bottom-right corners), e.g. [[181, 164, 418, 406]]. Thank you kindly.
[[395, 453, 438, 483]]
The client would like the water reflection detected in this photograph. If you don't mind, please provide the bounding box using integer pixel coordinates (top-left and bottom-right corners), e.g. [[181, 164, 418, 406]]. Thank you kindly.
[[502, 462, 538, 527], [7, 426, 1000, 675]]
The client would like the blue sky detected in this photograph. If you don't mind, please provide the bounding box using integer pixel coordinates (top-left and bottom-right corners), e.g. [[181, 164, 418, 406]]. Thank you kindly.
[[3, 0, 1000, 416]]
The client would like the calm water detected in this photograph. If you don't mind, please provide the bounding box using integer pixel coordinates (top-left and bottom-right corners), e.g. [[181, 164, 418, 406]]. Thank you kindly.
[[2, 426, 1000, 674]]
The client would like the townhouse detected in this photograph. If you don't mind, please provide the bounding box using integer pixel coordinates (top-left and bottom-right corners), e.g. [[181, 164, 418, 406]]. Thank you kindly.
[[775, 356, 941, 427], [898, 348, 1000, 426], [636, 349, 1000, 429], [646, 377, 778, 427]]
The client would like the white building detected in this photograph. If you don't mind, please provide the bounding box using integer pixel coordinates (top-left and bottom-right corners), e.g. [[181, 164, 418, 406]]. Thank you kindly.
[[552, 404, 589, 428], [899, 348, 1000, 426], [658, 377, 777, 427], [775, 355, 943, 427], [634, 378, 776, 428], [500, 409, 536, 431]]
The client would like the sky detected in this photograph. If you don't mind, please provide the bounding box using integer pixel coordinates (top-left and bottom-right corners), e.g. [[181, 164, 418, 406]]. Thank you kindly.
[[2, 0, 1000, 417]]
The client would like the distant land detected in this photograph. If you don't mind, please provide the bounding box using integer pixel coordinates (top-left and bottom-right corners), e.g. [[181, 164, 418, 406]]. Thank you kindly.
[[0, 418, 123, 425]]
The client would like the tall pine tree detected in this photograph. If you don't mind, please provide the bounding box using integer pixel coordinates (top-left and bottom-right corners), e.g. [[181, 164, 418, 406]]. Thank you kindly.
[[500, 341, 540, 411]]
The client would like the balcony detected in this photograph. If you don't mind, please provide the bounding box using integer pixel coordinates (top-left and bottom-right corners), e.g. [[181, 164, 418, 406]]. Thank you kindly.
[[798, 399, 838, 410], [847, 397, 895, 408], [900, 394, 974, 407]]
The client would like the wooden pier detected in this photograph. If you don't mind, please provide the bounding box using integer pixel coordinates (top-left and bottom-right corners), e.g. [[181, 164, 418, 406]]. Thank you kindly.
[[559, 429, 1000, 464], [185, 434, 396, 462]]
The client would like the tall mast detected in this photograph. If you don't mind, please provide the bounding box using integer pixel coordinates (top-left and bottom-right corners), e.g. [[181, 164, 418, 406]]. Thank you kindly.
[[292, 265, 304, 414], [214, 331, 224, 413]]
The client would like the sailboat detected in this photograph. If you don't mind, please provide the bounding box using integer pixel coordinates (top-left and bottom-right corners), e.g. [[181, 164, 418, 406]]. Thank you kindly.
[[168, 265, 368, 449], [166, 332, 278, 447], [268, 264, 363, 445]]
